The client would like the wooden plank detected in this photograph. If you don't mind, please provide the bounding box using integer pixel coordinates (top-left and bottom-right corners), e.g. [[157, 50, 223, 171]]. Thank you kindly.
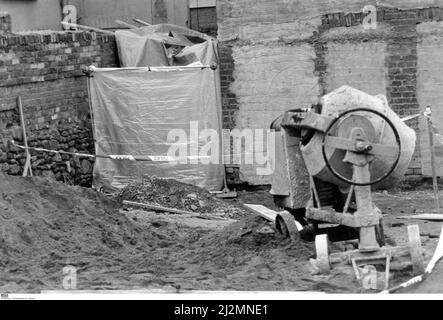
[[315, 234, 331, 274], [243, 204, 278, 222], [329, 245, 411, 264], [123, 200, 197, 216], [399, 214, 443, 221], [243, 204, 303, 232]]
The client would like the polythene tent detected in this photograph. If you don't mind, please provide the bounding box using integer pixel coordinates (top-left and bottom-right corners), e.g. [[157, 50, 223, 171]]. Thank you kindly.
[[88, 24, 224, 192]]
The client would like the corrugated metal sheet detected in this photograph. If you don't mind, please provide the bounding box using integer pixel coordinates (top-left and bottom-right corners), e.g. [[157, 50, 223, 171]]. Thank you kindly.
[[65, 0, 189, 29]]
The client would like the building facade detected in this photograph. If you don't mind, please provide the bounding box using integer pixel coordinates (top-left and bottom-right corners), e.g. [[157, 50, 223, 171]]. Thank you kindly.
[[218, 0, 443, 185], [0, 0, 62, 32]]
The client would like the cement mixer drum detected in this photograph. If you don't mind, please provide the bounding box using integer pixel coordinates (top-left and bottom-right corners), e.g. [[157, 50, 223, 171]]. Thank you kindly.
[[300, 86, 416, 189]]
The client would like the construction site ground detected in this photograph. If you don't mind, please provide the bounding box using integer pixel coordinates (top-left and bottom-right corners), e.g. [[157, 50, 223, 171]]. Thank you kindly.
[[0, 174, 442, 294]]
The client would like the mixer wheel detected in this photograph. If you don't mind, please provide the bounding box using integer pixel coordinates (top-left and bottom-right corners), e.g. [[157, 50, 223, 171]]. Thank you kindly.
[[275, 212, 300, 243], [321, 108, 402, 187]]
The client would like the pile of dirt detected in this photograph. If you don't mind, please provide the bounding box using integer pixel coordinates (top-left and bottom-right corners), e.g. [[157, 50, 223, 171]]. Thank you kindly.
[[0, 174, 194, 292], [118, 176, 247, 219], [0, 174, 360, 293]]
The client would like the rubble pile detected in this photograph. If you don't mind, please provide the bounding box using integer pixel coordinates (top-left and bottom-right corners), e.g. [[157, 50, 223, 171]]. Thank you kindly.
[[118, 177, 247, 219]]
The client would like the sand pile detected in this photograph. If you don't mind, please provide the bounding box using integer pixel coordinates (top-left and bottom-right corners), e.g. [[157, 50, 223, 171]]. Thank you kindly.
[[0, 174, 190, 292], [118, 177, 247, 219], [0, 174, 359, 293]]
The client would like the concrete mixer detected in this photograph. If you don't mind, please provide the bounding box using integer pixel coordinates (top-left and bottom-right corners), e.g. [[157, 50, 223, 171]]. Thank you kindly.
[[270, 86, 424, 285]]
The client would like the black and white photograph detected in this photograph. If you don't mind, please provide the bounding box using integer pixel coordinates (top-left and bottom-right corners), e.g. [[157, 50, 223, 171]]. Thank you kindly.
[[0, 0, 443, 307]]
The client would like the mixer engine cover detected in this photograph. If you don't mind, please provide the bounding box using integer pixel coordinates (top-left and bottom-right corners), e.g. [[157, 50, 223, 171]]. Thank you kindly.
[[301, 86, 416, 190]]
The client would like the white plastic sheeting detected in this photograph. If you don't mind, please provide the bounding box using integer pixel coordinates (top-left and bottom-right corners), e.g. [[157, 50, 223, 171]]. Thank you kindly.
[[115, 24, 213, 67], [88, 66, 224, 191]]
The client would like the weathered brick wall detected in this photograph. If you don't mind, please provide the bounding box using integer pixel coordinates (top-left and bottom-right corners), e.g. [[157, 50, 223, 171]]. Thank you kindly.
[[218, 0, 443, 185], [0, 16, 118, 186]]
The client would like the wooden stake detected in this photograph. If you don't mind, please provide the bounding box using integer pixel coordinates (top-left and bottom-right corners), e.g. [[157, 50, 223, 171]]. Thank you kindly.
[[17, 96, 32, 177], [408, 225, 425, 276], [427, 113, 441, 212]]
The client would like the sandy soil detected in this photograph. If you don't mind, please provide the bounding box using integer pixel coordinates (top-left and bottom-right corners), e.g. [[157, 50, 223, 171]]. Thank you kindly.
[[0, 174, 442, 294]]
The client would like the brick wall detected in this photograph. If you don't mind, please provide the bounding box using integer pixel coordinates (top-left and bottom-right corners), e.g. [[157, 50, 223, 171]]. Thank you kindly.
[[218, 0, 443, 185], [0, 15, 118, 186]]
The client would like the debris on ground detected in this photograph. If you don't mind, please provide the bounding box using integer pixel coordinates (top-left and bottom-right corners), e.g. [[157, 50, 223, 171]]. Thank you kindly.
[[118, 176, 248, 219], [0, 174, 441, 294], [0, 175, 359, 293], [129, 213, 361, 293]]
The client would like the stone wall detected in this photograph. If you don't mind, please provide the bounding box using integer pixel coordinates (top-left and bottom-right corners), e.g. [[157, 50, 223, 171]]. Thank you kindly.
[[218, 0, 443, 185], [0, 15, 118, 186]]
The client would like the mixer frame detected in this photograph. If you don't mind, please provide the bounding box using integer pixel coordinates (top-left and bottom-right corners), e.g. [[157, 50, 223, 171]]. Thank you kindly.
[[307, 109, 425, 288]]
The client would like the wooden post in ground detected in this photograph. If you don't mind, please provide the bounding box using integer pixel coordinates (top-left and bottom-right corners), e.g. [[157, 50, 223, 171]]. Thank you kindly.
[[17, 96, 32, 177], [427, 109, 441, 213]]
